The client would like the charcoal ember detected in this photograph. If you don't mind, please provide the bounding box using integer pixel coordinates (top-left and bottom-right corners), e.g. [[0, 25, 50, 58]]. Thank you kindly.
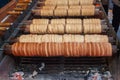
[[10, 71, 24, 80]]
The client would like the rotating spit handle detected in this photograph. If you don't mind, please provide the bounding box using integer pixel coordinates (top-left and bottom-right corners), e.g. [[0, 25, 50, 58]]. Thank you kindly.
[[7, 11, 23, 15], [0, 27, 7, 31], [0, 23, 13, 27], [14, 8, 26, 11]]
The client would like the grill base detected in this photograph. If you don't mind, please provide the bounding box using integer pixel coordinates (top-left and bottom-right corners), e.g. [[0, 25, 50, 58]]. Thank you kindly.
[[8, 57, 113, 79]]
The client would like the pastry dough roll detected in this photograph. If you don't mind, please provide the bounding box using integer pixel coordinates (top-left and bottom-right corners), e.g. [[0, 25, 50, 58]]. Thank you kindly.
[[41, 35, 50, 42], [83, 19, 101, 24], [83, 19, 101, 33], [54, 9, 67, 16], [12, 42, 17, 56], [107, 43, 112, 56], [82, 5, 95, 9], [62, 35, 84, 42], [92, 19, 101, 24], [83, 24, 102, 33], [83, 24, 89, 33], [19, 35, 26, 42], [63, 35, 72, 42], [32, 19, 49, 24], [42, 5, 56, 10], [51, 19, 65, 24], [83, 19, 89, 24], [19, 35, 42, 43], [56, 5, 69, 9], [29, 24, 48, 34], [94, 24, 102, 33], [11, 42, 112, 57], [19, 35, 29, 42], [66, 24, 82, 33], [56, 0, 68, 5], [66, 19, 82, 24], [42, 35, 63, 42], [80, 0, 94, 5], [82, 9, 94, 16], [68, 0, 80, 5], [85, 35, 109, 42], [68, 8, 81, 16], [53, 35, 63, 42], [48, 24, 65, 34], [32, 9, 40, 15], [74, 35, 84, 42], [40, 9, 54, 16], [44, 0, 57, 6], [81, 5, 95, 16], [69, 5, 81, 9]]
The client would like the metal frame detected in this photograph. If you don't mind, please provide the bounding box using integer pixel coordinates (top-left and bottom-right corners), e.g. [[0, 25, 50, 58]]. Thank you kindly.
[[0, 0, 119, 80]]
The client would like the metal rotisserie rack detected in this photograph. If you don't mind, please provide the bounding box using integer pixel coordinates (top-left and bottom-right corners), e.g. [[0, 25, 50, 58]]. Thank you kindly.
[[0, 0, 120, 80]]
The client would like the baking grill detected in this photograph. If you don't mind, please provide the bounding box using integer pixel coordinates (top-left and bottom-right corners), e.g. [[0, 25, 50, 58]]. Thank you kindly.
[[0, 0, 120, 80]]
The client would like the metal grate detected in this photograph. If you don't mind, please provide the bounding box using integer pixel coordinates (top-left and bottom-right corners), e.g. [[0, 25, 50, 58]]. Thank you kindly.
[[13, 57, 109, 74]]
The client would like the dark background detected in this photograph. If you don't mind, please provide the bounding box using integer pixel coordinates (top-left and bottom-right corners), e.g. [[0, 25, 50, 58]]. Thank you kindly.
[[0, 0, 10, 8]]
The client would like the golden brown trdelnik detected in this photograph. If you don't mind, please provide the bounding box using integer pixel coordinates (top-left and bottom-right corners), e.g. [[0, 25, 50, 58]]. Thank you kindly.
[[33, 4, 95, 17], [19, 34, 109, 43], [44, 0, 94, 6], [11, 42, 112, 57], [28, 18, 102, 34]]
